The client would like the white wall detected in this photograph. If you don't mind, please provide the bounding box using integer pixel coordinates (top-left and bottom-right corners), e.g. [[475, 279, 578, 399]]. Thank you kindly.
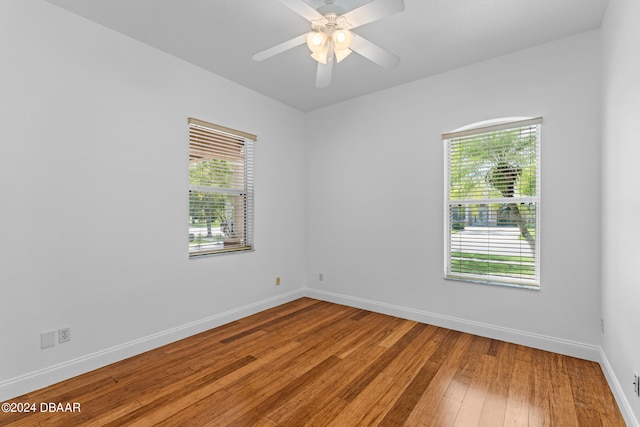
[[602, 0, 640, 424], [306, 30, 603, 357], [0, 0, 307, 399]]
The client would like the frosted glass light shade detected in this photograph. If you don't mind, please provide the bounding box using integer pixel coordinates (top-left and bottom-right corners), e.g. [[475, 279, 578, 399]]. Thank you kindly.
[[311, 48, 329, 64], [332, 29, 352, 51], [306, 32, 327, 53]]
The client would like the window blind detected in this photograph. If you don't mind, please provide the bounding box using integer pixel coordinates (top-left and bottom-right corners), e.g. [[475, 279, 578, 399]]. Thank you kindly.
[[444, 117, 541, 288], [189, 118, 256, 257]]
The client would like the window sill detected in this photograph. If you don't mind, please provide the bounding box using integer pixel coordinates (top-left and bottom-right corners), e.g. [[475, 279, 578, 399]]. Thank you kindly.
[[445, 275, 540, 290]]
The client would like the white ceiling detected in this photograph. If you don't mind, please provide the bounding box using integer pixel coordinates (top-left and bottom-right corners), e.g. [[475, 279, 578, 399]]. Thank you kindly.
[[46, 0, 608, 112]]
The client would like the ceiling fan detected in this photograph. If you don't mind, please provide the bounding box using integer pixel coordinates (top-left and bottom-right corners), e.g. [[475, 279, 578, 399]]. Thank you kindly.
[[253, 0, 405, 88]]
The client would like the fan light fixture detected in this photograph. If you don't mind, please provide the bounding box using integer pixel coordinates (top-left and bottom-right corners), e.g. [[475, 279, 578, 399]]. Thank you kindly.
[[252, 0, 405, 88], [306, 18, 353, 64]]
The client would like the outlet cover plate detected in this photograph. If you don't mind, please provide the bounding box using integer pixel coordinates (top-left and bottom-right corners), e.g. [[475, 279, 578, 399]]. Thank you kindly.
[[58, 327, 71, 343], [41, 331, 56, 349]]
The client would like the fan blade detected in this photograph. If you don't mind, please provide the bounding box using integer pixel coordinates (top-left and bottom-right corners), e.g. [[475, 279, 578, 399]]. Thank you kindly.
[[342, 0, 405, 28], [350, 33, 400, 69], [253, 34, 307, 61], [278, 0, 325, 22], [316, 60, 333, 88]]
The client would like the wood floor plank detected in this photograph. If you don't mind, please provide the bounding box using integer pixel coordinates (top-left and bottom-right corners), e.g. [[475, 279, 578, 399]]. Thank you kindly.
[[400, 331, 469, 426], [443, 356, 475, 403], [335, 315, 407, 360], [431, 395, 462, 427], [160, 309, 366, 426], [330, 324, 439, 426], [503, 355, 532, 426], [272, 314, 401, 425], [477, 340, 516, 427], [378, 319, 420, 348], [0, 298, 625, 427], [300, 396, 350, 427], [405, 363, 460, 426], [381, 360, 441, 426], [270, 332, 394, 425], [220, 301, 326, 344], [215, 356, 342, 427], [124, 341, 300, 425], [547, 353, 581, 427], [453, 353, 497, 427]]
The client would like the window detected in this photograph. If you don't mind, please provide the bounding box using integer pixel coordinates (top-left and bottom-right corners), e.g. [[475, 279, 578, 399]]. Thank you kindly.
[[188, 118, 256, 257], [443, 117, 541, 288]]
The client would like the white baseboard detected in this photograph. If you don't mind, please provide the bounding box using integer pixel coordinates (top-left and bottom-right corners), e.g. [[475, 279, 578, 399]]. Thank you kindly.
[[304, 288, 601, 361], [599, 349, 640, 427], [0, 289, 305, 402]]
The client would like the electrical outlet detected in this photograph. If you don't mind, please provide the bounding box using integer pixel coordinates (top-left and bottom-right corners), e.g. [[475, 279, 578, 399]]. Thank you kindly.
[[634, 373, 639, 396], [275, 276, 281, 286], [58, 327, 71, 343], [319, 273, 324, 281]]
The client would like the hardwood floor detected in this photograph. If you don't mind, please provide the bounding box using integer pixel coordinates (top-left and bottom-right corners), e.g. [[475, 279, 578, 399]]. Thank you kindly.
[[1, 298, 625, 426]]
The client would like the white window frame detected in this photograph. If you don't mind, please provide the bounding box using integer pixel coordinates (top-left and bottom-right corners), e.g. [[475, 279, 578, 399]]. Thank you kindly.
[[188, 118, 256, 257], [443, 117, 541, 289]]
